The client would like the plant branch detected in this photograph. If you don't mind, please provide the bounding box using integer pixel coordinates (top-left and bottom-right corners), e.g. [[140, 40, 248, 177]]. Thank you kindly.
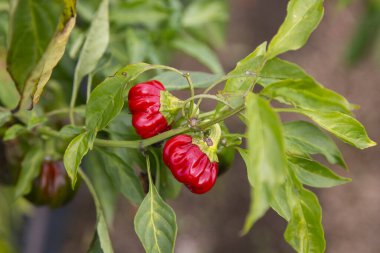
[[38, 105, 245, 149]]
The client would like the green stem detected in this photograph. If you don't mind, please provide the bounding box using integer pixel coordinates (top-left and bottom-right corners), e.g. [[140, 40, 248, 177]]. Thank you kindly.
[[194, 72, 257, 113], [181, 94, 233, 118], [146, 155, 153, 187], [183, 73, 195, 118], [86, 74, 93, 104], [45, 107, 84, 117], [274, 108, 300, 113], [38, 105, 245, 149], [69, 75, 80, 125], [78, 168, 107, 223], [149, 149, 161, 191]]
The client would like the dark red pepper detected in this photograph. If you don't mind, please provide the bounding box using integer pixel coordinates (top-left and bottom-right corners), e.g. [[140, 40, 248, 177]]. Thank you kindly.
[[26, 159, 78, 208], [128, 80, 183, 139], [163, 125, 221, 194]]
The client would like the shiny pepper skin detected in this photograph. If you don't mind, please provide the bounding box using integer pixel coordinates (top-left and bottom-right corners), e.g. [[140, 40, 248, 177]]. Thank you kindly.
[[128, 80, 172, 139], [26, 160, 77, 208], [163, 135, 218, 194]]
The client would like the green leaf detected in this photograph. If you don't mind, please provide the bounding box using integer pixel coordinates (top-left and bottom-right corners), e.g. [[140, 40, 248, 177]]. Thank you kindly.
[[64, 132, 90, 186], [345, 5, 380, 65], [80, 170, 114, 253], [224, 42, 267, 93], [266, 0, 324, 59], [109, 2, 168, 27], [15, 146, 44, 198], [115, 63, 165, 82], [134, 161, 177, 253], [0, 111, 11, 128], [73, 0, 109, 105], [239, 147, 292, 225], [261, 79, 353, 114], [258, 58, 309, 87], [242, 93, 287, 233], [0, 69, 19, 109], [149, 149, 182, 200], [221, 42, 267, 109], [284, 172, 326, 253], [85, 76, 127, 134], [7, 0, 76, 109], [58, 125, 85, 139], [107, 110, 146, 170], [3, 124, 27, 141], [125, 29, 148, 63], [27, 111, 47, 129], [97, 149, 144, 205], [284, 121, 346, 168], [158, 163, 182, 200], [171, 36, 223, 74], [289, 156, 351, 188], [269, 180, 293, 221], [86, 63, 181, 135], [182, 0, 228, 27], [153, 71, 223, 91], [294, 109, 376, 149], [87, 233, 103, 253], [96, 213, 113, 253], [86, 63, 166, 134], [86, 152, 118, 225]]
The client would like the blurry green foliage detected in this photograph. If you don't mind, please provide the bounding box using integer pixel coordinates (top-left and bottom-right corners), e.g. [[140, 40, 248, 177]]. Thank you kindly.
[[344, 0, 380, 65]]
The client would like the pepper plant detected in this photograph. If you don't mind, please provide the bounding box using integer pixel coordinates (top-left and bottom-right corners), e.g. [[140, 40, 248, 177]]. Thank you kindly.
[[0, 0, 376, 252]]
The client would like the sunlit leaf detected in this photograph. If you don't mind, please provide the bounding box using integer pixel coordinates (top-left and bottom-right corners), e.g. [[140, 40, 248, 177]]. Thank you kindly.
[[284, 171, 326, 253], [258, 58, 309, 87], [266, 0, 324, 59], [242, 93, 287, 234], [261, 79, 353, 114], [221, 42, 267, 109], [294, 109, 376, 149]]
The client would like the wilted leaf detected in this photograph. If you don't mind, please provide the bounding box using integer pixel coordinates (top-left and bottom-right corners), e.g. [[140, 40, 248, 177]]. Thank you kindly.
[[7, 0, 76, 109]]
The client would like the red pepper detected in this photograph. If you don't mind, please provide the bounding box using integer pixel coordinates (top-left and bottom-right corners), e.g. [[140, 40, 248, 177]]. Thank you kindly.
[[163, 125, 221, 194], [26, 159, 78, 208], [128, 80, 183, 139]]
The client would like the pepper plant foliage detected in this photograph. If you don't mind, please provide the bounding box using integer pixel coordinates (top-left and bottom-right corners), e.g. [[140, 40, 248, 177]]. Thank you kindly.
[[0, 0, 376, 252]]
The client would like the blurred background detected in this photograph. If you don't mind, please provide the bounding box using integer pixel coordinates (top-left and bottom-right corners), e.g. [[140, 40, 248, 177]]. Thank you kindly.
[[2, 0, 380, 252]]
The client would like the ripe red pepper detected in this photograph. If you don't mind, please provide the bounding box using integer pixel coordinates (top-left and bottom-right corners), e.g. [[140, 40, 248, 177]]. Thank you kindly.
[[26, 159, 78, 208], [128, 80, 183, 139], [163, 125, 221, 194]]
